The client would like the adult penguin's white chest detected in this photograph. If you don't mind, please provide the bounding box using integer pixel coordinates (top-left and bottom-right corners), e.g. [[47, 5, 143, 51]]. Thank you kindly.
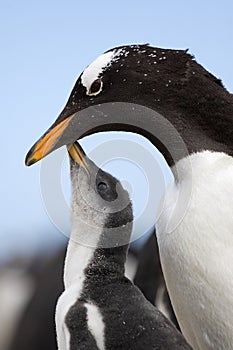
[[157, 151, 233, 350]]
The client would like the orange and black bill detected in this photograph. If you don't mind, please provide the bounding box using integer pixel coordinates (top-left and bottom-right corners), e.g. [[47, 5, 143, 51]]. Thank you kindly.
[[25, 113, 77, 166]]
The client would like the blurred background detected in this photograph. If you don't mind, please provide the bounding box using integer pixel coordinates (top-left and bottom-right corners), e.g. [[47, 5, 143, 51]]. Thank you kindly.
[[1, 1, 233, 349]]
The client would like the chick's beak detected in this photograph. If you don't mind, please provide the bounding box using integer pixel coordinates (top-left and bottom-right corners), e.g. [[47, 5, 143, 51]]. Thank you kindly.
[[67, 142, 89, 173]]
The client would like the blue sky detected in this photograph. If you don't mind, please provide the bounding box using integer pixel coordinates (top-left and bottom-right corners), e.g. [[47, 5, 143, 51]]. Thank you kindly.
[[1, 1, 233, 261]]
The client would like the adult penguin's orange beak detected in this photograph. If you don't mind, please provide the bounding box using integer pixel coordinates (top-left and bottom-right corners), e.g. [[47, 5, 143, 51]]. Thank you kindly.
[[25, 113, 77, 166]]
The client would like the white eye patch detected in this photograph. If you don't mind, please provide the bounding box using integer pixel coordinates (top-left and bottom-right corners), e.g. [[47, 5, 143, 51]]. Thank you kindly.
[[80, 48, 125, 96]]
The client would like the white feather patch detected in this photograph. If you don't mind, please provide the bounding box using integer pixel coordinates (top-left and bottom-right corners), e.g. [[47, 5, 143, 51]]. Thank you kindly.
[[55, 244, 96, 350], [85, 302, 106, 350], [80, 48, 127, 94]]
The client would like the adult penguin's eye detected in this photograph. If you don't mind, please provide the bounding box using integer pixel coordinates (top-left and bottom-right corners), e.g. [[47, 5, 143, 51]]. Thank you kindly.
[[88, 78, 103, 96]]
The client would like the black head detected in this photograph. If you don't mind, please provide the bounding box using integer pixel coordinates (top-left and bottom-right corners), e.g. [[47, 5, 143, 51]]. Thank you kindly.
[[25, 43, 232, 167], [47, 44, 199, 120], [25, 44, 188, 165]]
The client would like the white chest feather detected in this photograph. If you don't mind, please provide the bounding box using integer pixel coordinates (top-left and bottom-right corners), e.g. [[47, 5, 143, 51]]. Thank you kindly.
[[56, 221, 105, 349], [55, 242, 96, 350], [85, 302, 105, 350], [157, 151, 233, 350]]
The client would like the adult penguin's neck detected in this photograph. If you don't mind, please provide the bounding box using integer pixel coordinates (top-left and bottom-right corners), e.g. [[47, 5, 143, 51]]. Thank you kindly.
[[160, 71, 233, 157], [135, 62, 233, 163]]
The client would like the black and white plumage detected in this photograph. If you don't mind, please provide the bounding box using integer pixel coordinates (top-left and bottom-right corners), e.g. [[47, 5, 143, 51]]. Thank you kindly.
[[26, 44, 233, 349], [56, 143, 192, 350]]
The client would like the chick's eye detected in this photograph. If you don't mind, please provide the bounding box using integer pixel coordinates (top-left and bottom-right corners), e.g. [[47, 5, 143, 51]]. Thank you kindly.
[[89, 78, 103, 95], [97, 181, 107, 191]]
